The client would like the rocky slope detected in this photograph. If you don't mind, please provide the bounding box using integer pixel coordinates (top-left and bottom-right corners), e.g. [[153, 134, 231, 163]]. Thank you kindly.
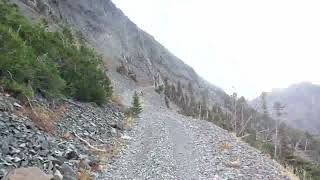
[[251, 82, 320, 135], [0, 92, 126, 179]]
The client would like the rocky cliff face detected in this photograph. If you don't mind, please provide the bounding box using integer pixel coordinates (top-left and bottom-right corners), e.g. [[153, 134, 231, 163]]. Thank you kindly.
[[14, 0, 227, 105], [251, 82, 320, 135]]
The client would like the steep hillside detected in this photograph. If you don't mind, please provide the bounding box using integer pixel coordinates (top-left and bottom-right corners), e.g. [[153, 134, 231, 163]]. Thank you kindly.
[[252, 82, 320, 135], [14, 0, 226, 105]]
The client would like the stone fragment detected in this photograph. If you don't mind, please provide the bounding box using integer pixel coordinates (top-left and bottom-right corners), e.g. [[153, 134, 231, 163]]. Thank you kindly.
[[65, 150, 79, 160], [13, 103, 22, 108], [52, 169, 63, 180]]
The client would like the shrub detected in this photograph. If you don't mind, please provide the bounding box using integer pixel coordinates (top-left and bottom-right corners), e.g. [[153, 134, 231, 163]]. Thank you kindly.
[[131, 91, 142, 117], [0, 2, 112, 103], [155, 85, 164, 94], [0, 24, 66, 98], [219, 142, 231, 152]]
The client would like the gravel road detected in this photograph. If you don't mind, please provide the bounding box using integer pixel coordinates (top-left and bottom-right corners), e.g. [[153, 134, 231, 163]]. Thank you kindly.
[[102, 75, 289, 180]]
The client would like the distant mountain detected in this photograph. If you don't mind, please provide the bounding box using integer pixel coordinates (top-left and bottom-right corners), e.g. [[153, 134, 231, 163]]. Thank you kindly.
[[251, 82, 320, 135]]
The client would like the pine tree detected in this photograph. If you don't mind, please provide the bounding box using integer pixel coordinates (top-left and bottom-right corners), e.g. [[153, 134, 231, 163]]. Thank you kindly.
[[261, 92, 269, 119], [131, 91, 143, 117], [260, 92, 270, 141], [164, 77, 170, 97]]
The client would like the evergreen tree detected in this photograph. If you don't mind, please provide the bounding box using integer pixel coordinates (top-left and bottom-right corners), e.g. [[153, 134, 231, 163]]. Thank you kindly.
[[164, 77, 170, 97], [260, 92, 271, 141], [131, 91, 143, 117], [261, 92, 269, 119], [170, 85, 176, 100]]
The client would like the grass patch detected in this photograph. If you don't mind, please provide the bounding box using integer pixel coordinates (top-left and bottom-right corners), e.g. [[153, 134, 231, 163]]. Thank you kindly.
[[110, 95, 125, 109], [124, 110, 135, 129], [219, 141, 232, 152], [16, 104, 65, 132]]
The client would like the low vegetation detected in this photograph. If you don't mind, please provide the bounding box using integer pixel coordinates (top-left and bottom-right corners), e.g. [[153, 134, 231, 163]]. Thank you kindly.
[[16, 104, 65, 132], [0, 1, 112, 104]]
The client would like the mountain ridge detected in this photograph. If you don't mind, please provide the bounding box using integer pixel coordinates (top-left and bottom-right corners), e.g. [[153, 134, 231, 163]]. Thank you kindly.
[[251, 82, 320, 135]]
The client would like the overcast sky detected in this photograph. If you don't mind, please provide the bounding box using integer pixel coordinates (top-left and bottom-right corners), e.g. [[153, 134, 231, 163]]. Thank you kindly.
[[112, 0, 320, 99]]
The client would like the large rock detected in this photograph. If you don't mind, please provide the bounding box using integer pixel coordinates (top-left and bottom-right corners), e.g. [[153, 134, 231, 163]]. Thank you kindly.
[[59, 164, 76, 180], [2, 167, 53, 180]]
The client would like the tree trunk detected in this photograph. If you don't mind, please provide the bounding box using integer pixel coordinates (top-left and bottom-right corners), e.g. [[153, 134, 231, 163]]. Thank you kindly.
[[198, 104, 202, 120], [239, 106, 244, 136], [274, 119, 279, 158], [234, 99, 237, 134], [304, 139, 308, 151], [294, 139, 301, 152], [238, 115, 253, 136]]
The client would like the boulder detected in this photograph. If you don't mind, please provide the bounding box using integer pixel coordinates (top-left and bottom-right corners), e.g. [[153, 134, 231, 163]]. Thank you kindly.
[[59, 164, 76, 180], [2, 167, 53, 180], [52, 170, 63, 180]]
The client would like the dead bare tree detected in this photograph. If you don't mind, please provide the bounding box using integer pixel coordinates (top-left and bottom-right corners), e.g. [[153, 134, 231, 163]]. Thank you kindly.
[[231, 92, 238, 135], [237, 115, 253, 137], [273, 101, 285, 159]]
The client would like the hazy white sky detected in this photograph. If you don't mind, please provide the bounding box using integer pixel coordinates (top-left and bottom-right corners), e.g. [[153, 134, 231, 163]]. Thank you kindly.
[[113, 0, 320, 99]]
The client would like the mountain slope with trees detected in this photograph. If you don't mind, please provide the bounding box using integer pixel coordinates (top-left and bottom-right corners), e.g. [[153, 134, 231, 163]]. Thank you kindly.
[[2, 0, 320, 179]]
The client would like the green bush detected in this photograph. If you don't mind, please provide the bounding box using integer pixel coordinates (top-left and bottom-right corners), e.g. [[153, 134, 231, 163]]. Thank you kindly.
[[0, 2, 112, 104], [0, 23, 66, 98]]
